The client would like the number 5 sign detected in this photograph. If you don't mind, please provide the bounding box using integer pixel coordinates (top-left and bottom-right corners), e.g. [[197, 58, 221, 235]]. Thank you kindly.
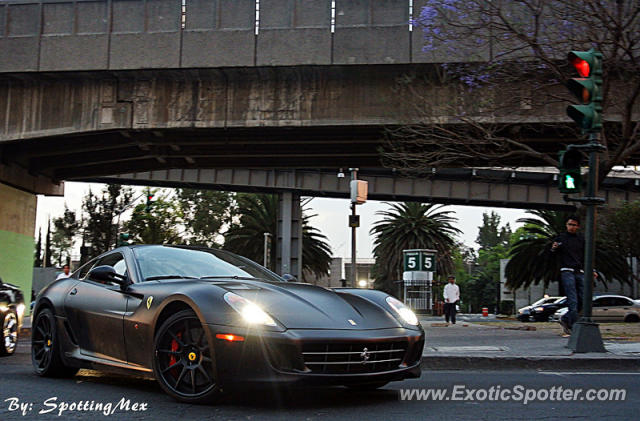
[[403, 249, 437, 273]]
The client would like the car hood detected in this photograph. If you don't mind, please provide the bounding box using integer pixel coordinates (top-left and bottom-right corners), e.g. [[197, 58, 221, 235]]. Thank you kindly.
[[214, 280, 403, 330]]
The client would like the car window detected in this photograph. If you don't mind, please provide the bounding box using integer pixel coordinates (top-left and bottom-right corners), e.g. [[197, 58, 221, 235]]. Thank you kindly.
[[611, 297, 632, 306], [89, 253, 127, 286], [132, 246, 283, 282], [592, 298, 605, 307], [74, 257, 99, 280]]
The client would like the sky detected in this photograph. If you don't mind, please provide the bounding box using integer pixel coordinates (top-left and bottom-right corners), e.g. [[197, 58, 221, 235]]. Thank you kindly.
[[34, 182, 528, 259]]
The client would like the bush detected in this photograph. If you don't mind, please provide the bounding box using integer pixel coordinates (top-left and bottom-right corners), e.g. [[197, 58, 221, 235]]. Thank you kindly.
[[500, 300, 515, 315]]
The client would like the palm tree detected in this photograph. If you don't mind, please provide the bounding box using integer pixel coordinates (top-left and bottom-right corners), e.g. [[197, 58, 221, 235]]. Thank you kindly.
[[223, 194, 332, 279], [370, 202, 461, 294], [505, 210, 629, 290]]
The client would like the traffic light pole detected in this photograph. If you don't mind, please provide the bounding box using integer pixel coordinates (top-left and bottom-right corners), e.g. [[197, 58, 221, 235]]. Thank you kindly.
[[565, 134, 606, 353]]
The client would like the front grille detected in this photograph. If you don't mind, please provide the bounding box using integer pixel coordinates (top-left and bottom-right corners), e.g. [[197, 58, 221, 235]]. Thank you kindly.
[[302, 341, 407, 374]]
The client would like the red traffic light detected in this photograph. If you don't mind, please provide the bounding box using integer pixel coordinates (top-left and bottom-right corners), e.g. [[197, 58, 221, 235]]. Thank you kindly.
[[147, 194, 154, 201], [570, 56, 590, 77]]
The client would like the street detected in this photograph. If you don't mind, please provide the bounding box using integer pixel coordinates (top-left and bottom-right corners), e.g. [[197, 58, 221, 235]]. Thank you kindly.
[[1, 339, 637, 421]]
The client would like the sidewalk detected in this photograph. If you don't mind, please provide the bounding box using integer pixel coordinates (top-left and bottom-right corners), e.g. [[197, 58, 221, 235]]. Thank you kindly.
[[420, 315, 640, 371]]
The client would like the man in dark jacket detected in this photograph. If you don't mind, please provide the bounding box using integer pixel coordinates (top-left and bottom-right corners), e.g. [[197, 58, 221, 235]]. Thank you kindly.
[[550, 215, 584, 336]]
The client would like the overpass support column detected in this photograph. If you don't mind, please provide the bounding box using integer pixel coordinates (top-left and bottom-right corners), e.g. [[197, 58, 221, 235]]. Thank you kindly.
[[0, 183, 36, 311], [276, 192, 302, 281]]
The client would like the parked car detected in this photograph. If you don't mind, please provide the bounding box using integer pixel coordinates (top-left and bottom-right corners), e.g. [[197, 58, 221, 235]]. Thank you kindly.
[[0, 278, 25, 356], [551, 295, 640, 323], [32, 245, 425, 403], [517, 296, 565, 322]]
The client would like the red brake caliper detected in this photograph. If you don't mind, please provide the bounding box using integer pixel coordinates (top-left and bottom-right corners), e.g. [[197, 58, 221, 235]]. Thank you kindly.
[[169, 332, 182, 369]]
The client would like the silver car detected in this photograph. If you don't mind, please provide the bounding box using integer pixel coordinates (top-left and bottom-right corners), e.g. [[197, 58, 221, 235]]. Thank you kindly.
[[551, 295, 640, 323]]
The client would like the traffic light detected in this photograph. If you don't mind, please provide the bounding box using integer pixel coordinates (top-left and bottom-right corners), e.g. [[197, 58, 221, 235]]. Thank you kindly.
[[566, 49, 602, 133], [558, 148, 583, 193], [117, 233, 131, 247], [145, 192, 154, 213]]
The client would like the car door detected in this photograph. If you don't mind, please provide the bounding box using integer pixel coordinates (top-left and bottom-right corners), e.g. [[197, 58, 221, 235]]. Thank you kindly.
[[609, 297, 633, 321], [64, 252, 129, 362]]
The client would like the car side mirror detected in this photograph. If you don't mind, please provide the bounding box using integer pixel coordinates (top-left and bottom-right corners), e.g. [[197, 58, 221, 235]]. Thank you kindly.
[[88, 265, 129, 287]]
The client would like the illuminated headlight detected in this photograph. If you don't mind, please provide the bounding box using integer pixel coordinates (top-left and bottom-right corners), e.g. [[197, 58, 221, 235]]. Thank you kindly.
[[386, 296, 419, 326], [534, 306, 544, 312], [223, 292, 277, 327], [16, 304, 25, 319]]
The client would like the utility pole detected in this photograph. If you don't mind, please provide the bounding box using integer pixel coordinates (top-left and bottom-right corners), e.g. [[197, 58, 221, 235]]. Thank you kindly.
[[350, 168, 358, 288]]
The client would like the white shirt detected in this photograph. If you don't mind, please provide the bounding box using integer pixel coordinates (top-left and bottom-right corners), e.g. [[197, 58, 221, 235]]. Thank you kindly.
[[56, 273, 71, 280], [443, 283, 460, 303]]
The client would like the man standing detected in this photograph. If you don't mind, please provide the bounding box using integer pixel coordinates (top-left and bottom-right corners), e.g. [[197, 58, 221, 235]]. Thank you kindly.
[[55, 264, 71, 280], [443, 275, 460, 324], [551, 216, 586, 336]]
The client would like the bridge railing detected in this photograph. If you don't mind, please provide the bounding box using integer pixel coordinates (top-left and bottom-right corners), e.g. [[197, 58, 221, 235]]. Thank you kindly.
[[0, 0, 485, 72]]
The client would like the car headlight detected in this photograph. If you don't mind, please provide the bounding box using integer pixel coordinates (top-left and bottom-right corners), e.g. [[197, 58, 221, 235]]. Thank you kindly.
[[518, 309, 524, 314], [223, 292, 277, 327], [386, 296, 419, 326], [534, 306, 544, 312]]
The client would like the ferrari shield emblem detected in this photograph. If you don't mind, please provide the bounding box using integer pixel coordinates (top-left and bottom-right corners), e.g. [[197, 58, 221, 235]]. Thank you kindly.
[[146, 296, 153, 310]]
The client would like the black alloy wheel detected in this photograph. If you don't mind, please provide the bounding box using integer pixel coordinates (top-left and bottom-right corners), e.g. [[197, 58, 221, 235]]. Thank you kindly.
[[153, 310, 219, 403], [0, 310, 18, 356], [31, 308, 78, 377]]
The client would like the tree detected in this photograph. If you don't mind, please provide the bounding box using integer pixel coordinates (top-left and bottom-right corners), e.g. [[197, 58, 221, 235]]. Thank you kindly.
[[44, 219, 52, 267], [125, 193, 183, 245], [176, 189, 235, 247], [505, 210, 628, 290], [384, 0, 639, 181], [476, 211, 512, 249], [223, 194, 332, 279], [370, 202, 461, 294], [598, 201, 640, 288], [475, 211, 513, 312], [82, 185, 134, 258], [50, 206, 79, 266], [34, 228, 42, 267]]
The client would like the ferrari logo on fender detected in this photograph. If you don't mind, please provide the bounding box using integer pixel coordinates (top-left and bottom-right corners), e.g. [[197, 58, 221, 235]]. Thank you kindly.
[[146, 296, 153, 310]]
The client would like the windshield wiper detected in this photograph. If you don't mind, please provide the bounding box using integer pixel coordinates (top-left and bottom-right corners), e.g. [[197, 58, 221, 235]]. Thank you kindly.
[[199, 275, 260, 280], [145, 275, 198, 281]]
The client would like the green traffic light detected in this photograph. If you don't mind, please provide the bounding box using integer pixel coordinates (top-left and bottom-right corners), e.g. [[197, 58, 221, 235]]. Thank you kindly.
[[564, 174, 576, 189]]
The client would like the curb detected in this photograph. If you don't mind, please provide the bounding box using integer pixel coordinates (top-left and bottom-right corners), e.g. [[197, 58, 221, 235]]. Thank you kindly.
[[421, 355, 640, 371]]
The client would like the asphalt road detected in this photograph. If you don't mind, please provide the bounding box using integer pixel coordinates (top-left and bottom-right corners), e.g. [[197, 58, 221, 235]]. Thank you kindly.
[[1, 340, 637, 421]]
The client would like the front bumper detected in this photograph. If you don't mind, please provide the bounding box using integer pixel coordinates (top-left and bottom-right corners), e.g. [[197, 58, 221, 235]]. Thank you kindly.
[[207, 324, 424, 387]]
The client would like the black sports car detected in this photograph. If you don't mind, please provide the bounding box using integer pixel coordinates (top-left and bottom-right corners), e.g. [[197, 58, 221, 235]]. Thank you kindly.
[[32, 245, 424, 403], [1, 278, 25, 356]]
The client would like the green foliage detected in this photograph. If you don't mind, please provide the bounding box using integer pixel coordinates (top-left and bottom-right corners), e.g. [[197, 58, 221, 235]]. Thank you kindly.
[[176, 189, 236, 247], [125, 193, 183, 245], [82, 185, 134, 258], [599, 201, 640, 259], [476, 211, 512, 249], [505, 210, 629, 290], [370, 203, 461, 294], [34, 228, 42, 267], [223, 194, 332, 278], [50, 206, 79, 266]]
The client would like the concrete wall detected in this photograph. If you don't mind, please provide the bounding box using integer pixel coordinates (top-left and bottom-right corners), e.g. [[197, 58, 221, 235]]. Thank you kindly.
[[0, 0, 475, 73], [0, 182, 36, 312]]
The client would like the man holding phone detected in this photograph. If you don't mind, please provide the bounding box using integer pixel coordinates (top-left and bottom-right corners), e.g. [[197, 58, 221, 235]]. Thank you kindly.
[[550, 215, 586, 336]]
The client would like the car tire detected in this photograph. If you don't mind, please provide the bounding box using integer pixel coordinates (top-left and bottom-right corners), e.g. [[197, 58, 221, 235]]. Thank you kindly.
[[31, 308, 79, 377], [152, 309, 221, 404], [346, 381, 389, 390], [0, 309, 19, 356], [624, 314, 640, 323]]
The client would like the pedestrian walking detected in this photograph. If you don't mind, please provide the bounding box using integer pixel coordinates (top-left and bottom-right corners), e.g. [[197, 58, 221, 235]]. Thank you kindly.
[[443, 275, 460, 324], [55, 264, 71, 280], [550, 215, 591, 337]]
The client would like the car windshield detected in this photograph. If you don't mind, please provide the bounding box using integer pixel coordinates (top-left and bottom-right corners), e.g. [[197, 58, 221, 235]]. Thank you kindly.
[[132, 246, 283, 283], [531, 297, 556, 306]]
